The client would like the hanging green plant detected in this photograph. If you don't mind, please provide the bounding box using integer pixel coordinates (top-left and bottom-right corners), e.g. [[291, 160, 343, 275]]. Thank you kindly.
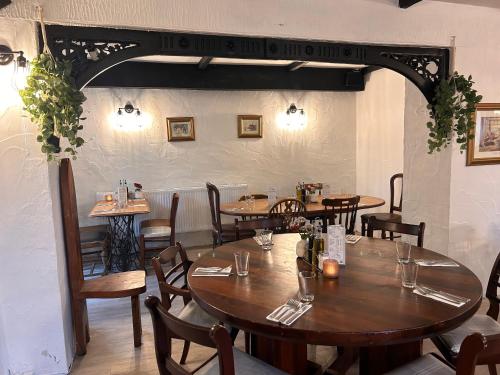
[[19, 53, 86, 161], [426, 72, 482, 154]]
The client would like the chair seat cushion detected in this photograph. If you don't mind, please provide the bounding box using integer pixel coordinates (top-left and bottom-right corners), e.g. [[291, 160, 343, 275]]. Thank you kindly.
[[177, 300, 219, 327], [361, 212, 402, 223], [385, 354, 453, 375], [197, 347, 288, 375], [141, 225, 171, 238], [438, 314, 500, 354]]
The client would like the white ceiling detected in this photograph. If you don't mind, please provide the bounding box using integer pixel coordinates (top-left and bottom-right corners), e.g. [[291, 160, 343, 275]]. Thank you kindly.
[[130, 55, 367, 69]]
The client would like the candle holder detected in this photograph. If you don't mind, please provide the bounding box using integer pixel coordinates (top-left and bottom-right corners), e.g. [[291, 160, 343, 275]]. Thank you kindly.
[[322, 259, 340, 279]]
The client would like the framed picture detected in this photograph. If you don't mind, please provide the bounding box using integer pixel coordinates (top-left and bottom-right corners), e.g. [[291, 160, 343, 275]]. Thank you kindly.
[[238, 115, 262, 138], [467, 103, 500, 166], [167, 117, 195, 141]]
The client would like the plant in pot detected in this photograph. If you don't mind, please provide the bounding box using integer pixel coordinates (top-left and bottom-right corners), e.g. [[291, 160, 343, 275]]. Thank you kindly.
[[426, 71, 482, 154], [19, 53, 86, 161]]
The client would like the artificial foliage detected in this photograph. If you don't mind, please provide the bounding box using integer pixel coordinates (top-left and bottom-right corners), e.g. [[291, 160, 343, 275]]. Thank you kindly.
[[426, 72, 482, 154], [19, 53, 86, 161]]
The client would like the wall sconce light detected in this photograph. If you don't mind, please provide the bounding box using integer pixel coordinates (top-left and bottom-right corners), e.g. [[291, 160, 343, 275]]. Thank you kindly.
[[285, 103, 306, 128], [0, 44, 30, 89], [116, 102, 143, 129]]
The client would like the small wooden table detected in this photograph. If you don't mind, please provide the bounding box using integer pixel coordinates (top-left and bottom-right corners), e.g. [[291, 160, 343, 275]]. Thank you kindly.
[[89, 199, 150, 271], [220, 195, 385, 218], [188, 234, 482, 375]]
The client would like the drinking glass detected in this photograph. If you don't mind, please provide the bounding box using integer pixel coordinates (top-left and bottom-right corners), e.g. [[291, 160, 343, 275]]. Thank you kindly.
[[234, 251, 250, 276], [396, 240, 412, 263], [401, 260, 418, 288], [260, 230, 273, 251], [298, 271, 315, 303]]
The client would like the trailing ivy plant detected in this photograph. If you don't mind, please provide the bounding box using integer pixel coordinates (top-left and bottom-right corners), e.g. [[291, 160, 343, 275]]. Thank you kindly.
[[19, 53, 86, 161], [426, 72, 482, 154]]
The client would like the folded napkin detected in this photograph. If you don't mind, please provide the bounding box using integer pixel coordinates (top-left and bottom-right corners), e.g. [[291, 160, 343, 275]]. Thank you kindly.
[[415, 259, 459, 267], [253, 236, 273, 246], [413, 287, 469, 307], [266, 303, 312, 326], [192, 266, 232, 277], [345, 234, 362, 244]]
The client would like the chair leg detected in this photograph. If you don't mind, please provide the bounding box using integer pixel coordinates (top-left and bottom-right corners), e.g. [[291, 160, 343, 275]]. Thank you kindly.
[[139, 235, 146, 270], [84, 301, 90, 343], [488, 364, 498, 375], [244, 331, 250, 354], [73, 298, 88, 356], [131, 295, 142, 347], [361, 217, 367, 236], [180, 340, 191, 364]]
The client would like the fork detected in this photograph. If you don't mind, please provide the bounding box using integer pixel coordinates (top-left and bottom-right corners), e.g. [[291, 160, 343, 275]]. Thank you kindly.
[[270, 298, 301, 321]]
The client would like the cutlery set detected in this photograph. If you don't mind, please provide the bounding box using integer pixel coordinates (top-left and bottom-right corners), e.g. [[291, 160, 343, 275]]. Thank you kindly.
[[192, 266, 233, 277], [266, 298, 312, 326], [414, 285, 470, 307]]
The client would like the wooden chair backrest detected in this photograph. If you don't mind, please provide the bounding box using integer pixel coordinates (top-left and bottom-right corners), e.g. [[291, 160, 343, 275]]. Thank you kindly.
[[151, 243, 191, 309], [367, 216, 425, 248], [145, 295, 235, 375], [59, 158, 84, 293], [456, 333, 500, 375], [238, 194, 268, 201], [322, 196, 360, 234], [486, 250, 500, 320], [269, 199, 307, 232], [234, 216, 284, 240], [390, 173, 403, 213], [206, 182, 222, 234]]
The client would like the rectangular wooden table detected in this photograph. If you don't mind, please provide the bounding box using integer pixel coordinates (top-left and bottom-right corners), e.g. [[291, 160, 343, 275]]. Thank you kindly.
[[89, 199, 151, 271]]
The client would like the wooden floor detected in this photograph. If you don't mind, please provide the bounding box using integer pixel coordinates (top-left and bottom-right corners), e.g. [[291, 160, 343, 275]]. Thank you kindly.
[[71, 248, 496, 375]]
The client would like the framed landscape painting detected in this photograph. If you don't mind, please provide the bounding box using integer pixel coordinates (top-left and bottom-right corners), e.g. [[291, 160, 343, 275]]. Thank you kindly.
[[467, 103, 500, 166], [237, 115, 262, 138], [167, 117, 195, 141]]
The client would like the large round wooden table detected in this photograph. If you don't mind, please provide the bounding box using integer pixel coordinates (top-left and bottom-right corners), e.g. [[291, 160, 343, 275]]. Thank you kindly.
[[220, 195, 385, 218], [188, 234, 482, 375]]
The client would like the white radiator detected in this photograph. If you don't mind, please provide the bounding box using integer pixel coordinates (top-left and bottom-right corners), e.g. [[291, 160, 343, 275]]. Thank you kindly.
[[136, 184, 248, 233]]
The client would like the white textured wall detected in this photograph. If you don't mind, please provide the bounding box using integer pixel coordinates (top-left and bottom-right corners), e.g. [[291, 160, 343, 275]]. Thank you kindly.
[[356, 69, 405, 216], [0, 18, 72, 375], [75, 88, 356, 226], [402, 81, 451, 253]]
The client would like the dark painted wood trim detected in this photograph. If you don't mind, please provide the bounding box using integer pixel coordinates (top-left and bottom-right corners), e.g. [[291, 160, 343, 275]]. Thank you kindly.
[[198, 56, 212, 70], [288, 61, 307, 71], [399, 0, 423, 8], [87, 62, 365, 91]]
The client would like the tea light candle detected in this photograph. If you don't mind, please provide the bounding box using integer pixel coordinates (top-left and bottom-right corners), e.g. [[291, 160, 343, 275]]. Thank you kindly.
[[104, 193, 114, 202], [323, 259, 340, 278]]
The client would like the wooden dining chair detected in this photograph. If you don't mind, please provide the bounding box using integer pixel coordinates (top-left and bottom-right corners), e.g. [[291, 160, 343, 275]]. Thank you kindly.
[[361, 173, 403, 236], [321, 195, 360, 234], [80, 224, 110, 277], [152, 242, 234, 364], [207, 182, 254, 248], [59, 158, 146, 356], [367, 216, 425, 248], [386, 332, 500, 375], [268, 198, 306, 232], [431, 250, 500, 375], [139, 192, 179, 269], [145, 295, 288, 375], [234, 217, 285, 240]]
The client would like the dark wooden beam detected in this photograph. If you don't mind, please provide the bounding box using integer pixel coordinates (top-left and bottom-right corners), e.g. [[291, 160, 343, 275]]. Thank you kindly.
[[87, 62, 365, 91], [198, 56, 213, 70], [399, 0, 423, 8], [288, 61, 307, 71], [0, 0, 11, 10]]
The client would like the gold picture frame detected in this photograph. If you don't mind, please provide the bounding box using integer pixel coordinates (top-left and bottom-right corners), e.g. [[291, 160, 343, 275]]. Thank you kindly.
[[467, 103, 500, 166], [237, 115, 262, 138], [167, 117, 195, 142]]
